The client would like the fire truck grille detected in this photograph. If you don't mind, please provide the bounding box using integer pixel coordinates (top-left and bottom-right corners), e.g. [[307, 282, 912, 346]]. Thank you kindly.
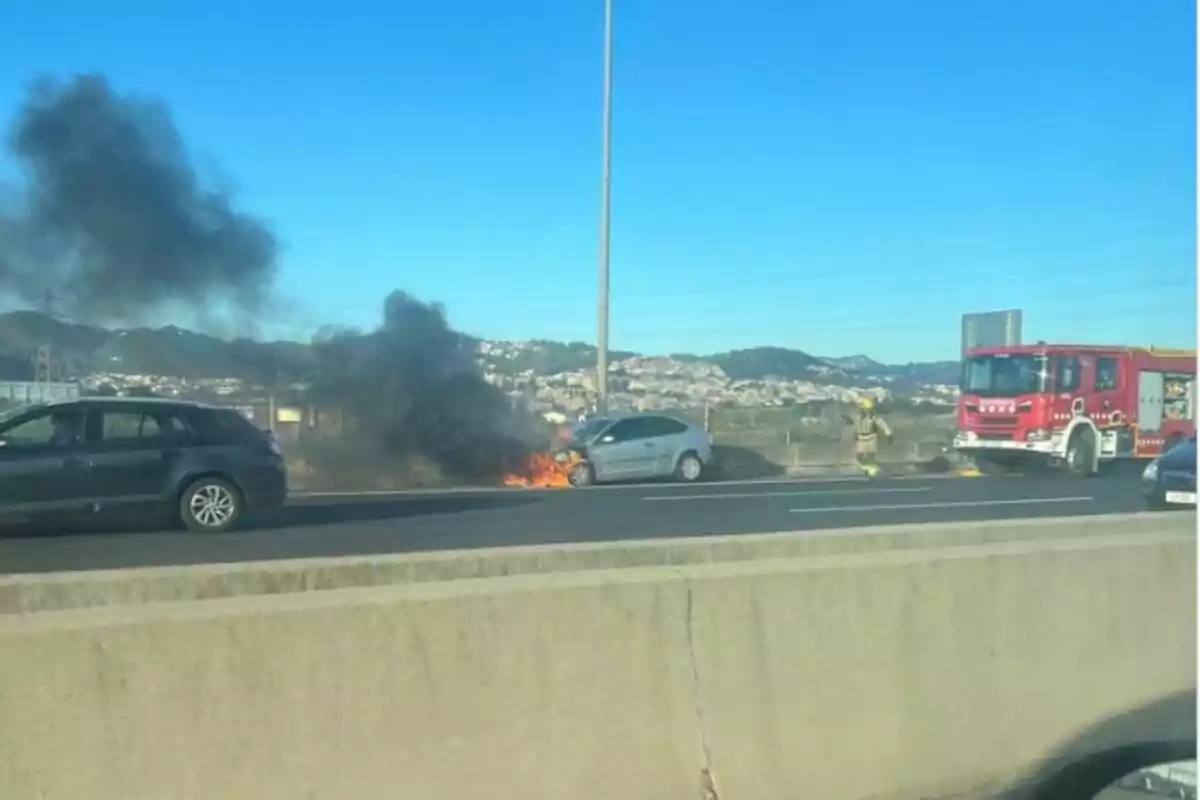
[[975, 415, 1020, 440]]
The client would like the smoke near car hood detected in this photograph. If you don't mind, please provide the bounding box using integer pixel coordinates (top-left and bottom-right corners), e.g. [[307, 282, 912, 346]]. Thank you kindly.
[[308, 291, 533, 481], [0, 73, 277, 325]]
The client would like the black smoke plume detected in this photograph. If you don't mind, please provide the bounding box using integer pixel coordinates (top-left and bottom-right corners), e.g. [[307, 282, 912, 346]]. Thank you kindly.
[[0, 74, 537, 482], [308, 291, 536, 481], [0, 73, 276, 324]]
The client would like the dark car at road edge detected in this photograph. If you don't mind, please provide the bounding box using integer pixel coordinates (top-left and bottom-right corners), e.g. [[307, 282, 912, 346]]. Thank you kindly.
[[0, 397, 288, 532], [1141, 433, 1197, 511]]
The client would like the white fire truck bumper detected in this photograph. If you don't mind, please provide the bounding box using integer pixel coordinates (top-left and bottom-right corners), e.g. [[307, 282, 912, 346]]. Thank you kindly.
[[953, 431, 1062, 457]]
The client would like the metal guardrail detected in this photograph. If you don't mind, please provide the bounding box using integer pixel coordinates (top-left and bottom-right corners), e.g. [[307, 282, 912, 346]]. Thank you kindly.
[[0, 381, 79, 405]]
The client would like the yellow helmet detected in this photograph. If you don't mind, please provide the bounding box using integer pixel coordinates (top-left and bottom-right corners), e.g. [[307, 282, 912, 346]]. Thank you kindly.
[[858, 397, 875, 411]]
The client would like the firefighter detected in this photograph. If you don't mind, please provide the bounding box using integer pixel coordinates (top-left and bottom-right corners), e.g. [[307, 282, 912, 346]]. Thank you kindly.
[[852, 397, 892, 479]]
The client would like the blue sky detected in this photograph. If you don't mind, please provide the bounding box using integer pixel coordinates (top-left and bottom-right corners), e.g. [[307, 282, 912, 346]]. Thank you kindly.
[[0, 0, 1194, 362]]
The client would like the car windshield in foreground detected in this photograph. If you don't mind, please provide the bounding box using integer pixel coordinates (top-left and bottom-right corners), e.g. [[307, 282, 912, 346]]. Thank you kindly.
[[961, 354, 1046, 397]]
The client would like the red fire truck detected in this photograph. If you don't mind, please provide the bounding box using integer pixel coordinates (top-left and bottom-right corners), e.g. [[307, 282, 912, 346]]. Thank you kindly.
[[954, 343, 1197, 475]]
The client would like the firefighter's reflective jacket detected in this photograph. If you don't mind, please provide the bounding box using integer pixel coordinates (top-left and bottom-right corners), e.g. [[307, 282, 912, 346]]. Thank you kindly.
[[853, 412, 892, 456]]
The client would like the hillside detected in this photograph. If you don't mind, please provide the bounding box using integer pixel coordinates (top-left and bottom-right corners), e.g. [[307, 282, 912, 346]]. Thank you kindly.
[[871, 359, 962, 387], [482, 341, 959, 389], [0, 311, 314, 383], [709, 347, 829, 381], [0, 311, 958, 388]]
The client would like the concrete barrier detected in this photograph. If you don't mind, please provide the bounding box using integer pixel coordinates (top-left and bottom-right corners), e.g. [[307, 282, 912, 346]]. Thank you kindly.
[[0, 513, 1176, 614], [0, 514, 1194, 799]]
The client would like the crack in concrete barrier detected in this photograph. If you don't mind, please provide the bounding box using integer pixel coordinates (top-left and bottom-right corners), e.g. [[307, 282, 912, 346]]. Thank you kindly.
[[685, 581, 721, 800]]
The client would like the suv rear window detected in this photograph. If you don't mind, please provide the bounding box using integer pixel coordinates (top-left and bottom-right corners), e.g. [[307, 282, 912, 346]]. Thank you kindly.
[[194, 407, 265, 441], [97, 407, 191, 444]]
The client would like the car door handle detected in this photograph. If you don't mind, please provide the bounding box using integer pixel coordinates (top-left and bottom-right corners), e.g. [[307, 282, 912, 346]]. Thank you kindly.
[[643, 442, 655, 447]]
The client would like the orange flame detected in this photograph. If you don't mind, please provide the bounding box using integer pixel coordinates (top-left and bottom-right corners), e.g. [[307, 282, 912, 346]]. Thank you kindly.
[[503, 450, 583, 488]]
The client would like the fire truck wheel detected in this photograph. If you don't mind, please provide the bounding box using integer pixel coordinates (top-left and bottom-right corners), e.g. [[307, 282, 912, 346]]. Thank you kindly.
[[568, 462, 595, 487], [1064, 430, 1096, 477]]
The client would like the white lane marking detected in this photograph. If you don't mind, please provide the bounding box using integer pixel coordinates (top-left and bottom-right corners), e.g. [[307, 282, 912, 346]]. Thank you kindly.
[[642, 487, 933, 502], [290, 477, 853, 499], [789, 497, 1095, 514], [292, 487, 500, 498], [290, 474, 964, 500], [290, 478, 862, 499]]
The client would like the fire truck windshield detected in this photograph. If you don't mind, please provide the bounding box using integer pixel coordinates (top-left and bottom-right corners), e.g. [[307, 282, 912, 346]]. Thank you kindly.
[[961, 353, 1047, 397]]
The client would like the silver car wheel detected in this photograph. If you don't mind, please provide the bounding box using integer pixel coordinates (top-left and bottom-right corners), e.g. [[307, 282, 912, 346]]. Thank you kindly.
[[189, 484, 237, 528], [679, 454, 702, 481], [569, 462, 594, 487]]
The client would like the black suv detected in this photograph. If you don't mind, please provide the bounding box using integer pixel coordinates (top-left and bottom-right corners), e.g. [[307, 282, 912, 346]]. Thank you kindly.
[[0, 397, 288, 532]]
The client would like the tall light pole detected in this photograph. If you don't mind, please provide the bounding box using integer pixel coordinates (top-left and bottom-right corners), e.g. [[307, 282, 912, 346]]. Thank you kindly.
[[595, 0, 613, 415]]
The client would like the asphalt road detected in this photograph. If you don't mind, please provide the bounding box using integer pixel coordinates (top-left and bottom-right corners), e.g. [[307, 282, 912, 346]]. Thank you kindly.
[[0, 469, 1164, 575]]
